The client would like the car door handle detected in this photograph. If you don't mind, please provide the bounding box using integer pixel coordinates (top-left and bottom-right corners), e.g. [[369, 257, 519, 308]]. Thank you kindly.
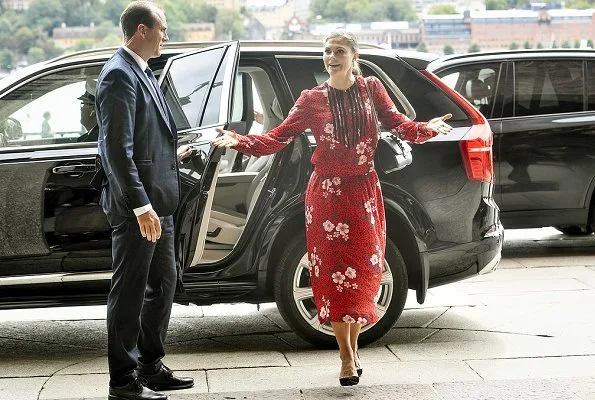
[[52, 164, 96, 175]]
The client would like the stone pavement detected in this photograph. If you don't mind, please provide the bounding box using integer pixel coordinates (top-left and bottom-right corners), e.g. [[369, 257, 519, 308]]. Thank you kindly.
[[1, 228, 595, 399]]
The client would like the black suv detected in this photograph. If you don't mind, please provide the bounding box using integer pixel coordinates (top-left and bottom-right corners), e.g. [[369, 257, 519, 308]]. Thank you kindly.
[[0, 41, 502, 346], [427, 50, 595, 235]]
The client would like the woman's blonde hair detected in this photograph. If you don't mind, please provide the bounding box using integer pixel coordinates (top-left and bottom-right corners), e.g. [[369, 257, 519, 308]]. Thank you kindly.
[[323, 31, 361, 76]]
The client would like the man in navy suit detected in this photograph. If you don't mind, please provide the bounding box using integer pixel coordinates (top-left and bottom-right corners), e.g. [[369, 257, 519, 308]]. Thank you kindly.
[[96, 2, 193, 399]]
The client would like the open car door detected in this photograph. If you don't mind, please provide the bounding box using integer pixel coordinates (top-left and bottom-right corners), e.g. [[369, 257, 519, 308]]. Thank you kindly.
[[157, 42, 240, 284]]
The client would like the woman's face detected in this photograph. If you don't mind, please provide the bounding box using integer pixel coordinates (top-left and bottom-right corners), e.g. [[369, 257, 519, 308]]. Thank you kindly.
[[323, 38, 357, 77]]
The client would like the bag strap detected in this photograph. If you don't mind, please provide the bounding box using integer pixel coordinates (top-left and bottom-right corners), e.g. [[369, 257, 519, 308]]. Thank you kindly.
[[363, 77, 381, 135]]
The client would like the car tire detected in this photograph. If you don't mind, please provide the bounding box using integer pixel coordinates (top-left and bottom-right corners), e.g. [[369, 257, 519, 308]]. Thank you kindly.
[[273, 234, 408, 348], [555, 225, 593, 236]]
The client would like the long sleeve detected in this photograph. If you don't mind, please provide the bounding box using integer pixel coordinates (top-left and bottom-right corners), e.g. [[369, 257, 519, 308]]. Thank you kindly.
[[368, 76, 437, 144], [232, 90, 311, 157], [97, 68, 150, 209]]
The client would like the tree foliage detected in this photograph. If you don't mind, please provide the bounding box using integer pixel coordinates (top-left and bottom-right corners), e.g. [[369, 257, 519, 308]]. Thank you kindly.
[[443, 44, 454, 55], [428, 4, 457, 14], [468, 43, 480, 53], [310, 0, 416, 22]]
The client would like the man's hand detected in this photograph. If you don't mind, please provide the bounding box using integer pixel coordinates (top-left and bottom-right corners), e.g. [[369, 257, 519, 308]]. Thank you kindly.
[[177, 144, 193, 162], [137, 209, 161, 242]]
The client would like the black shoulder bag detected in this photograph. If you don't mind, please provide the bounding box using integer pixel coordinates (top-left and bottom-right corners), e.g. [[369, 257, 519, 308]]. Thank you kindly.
[[364, 78, 413, 174]]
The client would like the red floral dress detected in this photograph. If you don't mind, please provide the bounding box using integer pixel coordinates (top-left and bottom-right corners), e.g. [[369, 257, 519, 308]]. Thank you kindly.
[[232, 76, 437, 324]]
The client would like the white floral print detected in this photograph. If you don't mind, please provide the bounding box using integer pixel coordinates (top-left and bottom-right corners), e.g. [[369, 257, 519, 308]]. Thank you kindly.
[[364, 198, 377, 225], [332, 271, 345, 284], [323, 220, 335, 232], [343, 315, 356, 323], [321, 177, 342, 198], [324, 220, 350, 241], [356, 142, 367, 155], [345, 267, 357, 279], [358, 154, 367, 165], [319, 296, 330, 320], [305, 205, 313, 229], [356, 317, 368, 324], [309, 247, 321, 278]]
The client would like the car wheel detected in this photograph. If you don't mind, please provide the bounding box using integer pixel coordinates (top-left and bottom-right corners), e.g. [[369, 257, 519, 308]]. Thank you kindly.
[[555, 225, 593, 236], [273, 234, 408, 348]]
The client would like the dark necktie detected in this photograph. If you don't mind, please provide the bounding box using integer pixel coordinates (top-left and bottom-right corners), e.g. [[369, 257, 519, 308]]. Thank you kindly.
[[144, 67, 167, 111]]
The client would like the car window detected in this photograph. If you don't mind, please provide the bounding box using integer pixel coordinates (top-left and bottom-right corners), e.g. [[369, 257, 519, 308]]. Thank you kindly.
[[514, 60, 584, 117], [277, 57, 407, 113], [0, 65, 102, 149], [436, 63, 500, 118], [161, 46, 226, 130]]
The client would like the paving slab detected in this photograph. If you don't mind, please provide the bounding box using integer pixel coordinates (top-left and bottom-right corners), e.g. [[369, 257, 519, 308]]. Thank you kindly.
[[0, 377, 46, 400], [368, 327, 438, 346], [512, 255, 595, 268], [206, 360, 480, 392], [389, 337, 595, 361], [302, 384, 442, 400], [284, 347, 397, 366], [467, 355, 595, 380], [39, 371, 207, 400], [210, 333, 296, 351], [433, 378, 588, 400], [0, 355, 99, 378], [436, 277, 590, 295], [153, 351, 289, 371], [394, 307, 447, 328]]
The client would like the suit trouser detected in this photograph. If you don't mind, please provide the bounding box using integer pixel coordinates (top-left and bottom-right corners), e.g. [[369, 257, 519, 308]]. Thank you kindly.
[[107, 215, 177, 387]]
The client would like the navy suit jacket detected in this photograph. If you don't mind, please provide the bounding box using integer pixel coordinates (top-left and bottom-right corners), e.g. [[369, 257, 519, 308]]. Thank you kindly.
[[96, 48, 179, 223]]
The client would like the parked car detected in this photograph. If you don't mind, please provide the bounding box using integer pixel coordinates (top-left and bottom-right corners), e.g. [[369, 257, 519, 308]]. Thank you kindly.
[[0, 41, 502, 347], [426, 49, 595, 235]]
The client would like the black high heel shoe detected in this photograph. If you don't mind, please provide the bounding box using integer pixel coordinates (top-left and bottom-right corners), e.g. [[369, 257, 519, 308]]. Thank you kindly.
[[339, 375, 359, 386], [355, 352, 362, 377]]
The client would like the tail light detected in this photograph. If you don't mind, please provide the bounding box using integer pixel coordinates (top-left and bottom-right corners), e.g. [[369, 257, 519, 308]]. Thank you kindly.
[[420, 70, 494, 183]]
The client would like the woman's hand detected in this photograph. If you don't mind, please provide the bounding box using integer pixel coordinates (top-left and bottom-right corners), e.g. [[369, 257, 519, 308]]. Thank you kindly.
[[176, 144, 193, 162], [212, 128, 239, 148], [426, 113, 453, 135]]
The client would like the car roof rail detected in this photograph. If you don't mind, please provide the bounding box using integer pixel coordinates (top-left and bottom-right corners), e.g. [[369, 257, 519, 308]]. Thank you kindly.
[[47, 40, 385, 63], [439, 48, 595, 62]]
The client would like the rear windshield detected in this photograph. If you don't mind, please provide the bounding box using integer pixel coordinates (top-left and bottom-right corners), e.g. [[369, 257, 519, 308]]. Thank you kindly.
[[276, 55, 469, 124]]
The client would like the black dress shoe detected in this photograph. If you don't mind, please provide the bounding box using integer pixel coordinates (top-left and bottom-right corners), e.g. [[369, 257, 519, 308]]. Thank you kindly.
[[339, 375, 359, 386], [108, 378, 168, 400], [138, 365, 194, 391]]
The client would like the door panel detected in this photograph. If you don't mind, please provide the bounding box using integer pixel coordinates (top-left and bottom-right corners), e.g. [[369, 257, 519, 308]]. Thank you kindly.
[[499, 59, 595, 214], [158, 41, 241, 274]]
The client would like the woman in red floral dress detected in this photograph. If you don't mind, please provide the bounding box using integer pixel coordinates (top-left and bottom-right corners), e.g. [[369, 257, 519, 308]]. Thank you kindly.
[[213, 32, 452, 385]]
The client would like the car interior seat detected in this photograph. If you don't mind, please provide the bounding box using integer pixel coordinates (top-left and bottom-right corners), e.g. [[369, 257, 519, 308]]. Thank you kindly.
[[205, 93, 285, 250], [468, 77, 492, 117]]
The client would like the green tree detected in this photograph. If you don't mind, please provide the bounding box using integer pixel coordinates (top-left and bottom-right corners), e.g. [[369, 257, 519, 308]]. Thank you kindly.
[[561, 40, 571, 48], [27, 47, 46, 64], [100, 0, 130, 26], [574, 39, 581, 48], [61, 0, 100, 26], [0, 50, 13, 70], [443, 44, 454, 55], [25, 0, 66, 36], [551, 40, 558, 48], [215, 9, 244, 40], [468, 43, 480, 52], [485, 0, 508, 9], [94, 21, 117, 41], [416, 41, 427, 52], [523, 41, 531, 49], [509, 42, 519, 50], [100, 33, 122, 47], [537, 42, 544, 49], [176, 0, 218, 23], [309, 0, 416, 22], [73, 38, 95, 51], [15, 26, 36, 54], [428, 4, 457, 14], [588, 39, 594, 48]]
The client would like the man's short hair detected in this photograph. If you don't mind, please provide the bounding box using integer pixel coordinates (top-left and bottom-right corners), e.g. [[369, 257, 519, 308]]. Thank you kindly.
[[120, 1, 158, 41]]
